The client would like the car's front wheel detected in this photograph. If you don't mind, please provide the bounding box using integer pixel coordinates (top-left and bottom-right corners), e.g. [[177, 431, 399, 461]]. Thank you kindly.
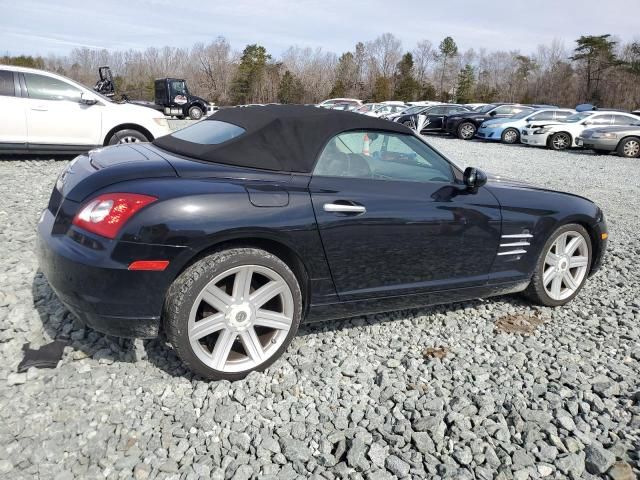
[[501, 128, 520, 144], [617, 137, 640, 158], [524, 224, 592, 307], [164, 248, 302, 380], [108, 129, 150, 145], [457, 122, 477, 140], [189, 106, 204, 120], [549, 132, 572, 150]]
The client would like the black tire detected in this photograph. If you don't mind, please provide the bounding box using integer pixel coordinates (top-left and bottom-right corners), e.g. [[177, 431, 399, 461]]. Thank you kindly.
[[523, 223, 592, 307], [501, 128, 520, 144], [593, 149, 610, 155], [457, 122, 476, 140], [616, 137, 640, 158], [164, 248, 303, 380], [107, 129, 150, 145], [549, 132, 572, 151], [188, 105, 204, 120]]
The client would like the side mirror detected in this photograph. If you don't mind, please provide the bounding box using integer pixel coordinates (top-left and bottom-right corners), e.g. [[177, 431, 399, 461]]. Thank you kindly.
[[463, 167, 488, 190], [489, 111, 497, 116], [79, 93, 98, 106]]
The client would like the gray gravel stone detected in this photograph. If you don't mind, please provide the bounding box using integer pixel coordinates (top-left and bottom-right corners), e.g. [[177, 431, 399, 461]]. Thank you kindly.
[[584, 444, 616, 474], [385, 455, 410, 477]]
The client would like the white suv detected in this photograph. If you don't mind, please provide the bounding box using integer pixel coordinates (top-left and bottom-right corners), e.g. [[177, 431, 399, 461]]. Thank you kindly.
[[0, 65, 172, 154], [521, 110, 640, 151]]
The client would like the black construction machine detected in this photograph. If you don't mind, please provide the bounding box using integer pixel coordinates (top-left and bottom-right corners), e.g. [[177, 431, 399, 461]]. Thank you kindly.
[[94, 66, 213, 120]]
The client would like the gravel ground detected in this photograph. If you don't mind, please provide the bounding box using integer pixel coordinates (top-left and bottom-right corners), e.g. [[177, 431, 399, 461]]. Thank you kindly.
[[0, 138, 639, 480]]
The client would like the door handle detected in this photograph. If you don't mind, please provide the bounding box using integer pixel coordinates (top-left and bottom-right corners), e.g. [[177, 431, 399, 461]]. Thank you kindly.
[[31, 106, 48, 111], [323, 203, 366, 214]]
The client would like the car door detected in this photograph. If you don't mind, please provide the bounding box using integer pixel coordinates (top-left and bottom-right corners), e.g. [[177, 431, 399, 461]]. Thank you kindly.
[[22, 72, 102, 146], [422, 106, 449, 130], [0, 70, 27, 147], [309, 130, 502, 300]]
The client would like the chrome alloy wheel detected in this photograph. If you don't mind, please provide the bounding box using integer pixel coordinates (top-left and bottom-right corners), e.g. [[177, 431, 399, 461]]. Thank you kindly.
[[503, 129, 518, 143], [552, 133, 570, 150], [118, 135, 141, 144], [623, 139, 640, 157], [542, 231, 589, 301], [459, 123, 476, 139], [188, 265, 294, 373]]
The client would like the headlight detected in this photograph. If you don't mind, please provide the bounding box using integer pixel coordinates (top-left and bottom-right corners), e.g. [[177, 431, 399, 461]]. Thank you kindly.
[[533, 127, 552, 135], [153, 117, 169, 127], [482, 124, 500, 129], [591, 132, 618, 139]]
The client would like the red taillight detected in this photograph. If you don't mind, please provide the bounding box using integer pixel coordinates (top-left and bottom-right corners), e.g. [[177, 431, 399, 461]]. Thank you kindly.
[[72, 193, 157, 239]]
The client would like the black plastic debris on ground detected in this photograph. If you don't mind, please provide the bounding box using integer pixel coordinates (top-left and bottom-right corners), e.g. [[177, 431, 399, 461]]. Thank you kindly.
[[17, 340, 67, 373]]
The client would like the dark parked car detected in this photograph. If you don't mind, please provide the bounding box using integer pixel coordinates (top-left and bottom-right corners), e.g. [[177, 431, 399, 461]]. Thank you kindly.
[[445, 104, 536, 140], [38, 105, 607, 380], [394, 104, 471, 132]]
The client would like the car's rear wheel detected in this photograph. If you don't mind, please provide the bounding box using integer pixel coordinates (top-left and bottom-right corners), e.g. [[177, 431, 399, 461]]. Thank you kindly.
[[501, 128, 520, 144], [188, 105, 204, 120], [457, 122, 476, 140], [524, 224, 592, 307], [108, 129, 150, 145], [164, 248, 302, 380], [549, 132, 571, 150], [617, 137, 640, 158]]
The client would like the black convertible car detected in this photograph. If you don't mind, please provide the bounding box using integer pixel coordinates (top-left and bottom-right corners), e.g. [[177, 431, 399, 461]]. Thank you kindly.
[[38, 105, 607, 380]]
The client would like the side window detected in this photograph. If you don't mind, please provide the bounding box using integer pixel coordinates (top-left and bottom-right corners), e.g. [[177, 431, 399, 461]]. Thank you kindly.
[[612, 114, 640, 125], [529, 111, 555, 121], [0, 71, 15, 97], [314, 131, 455, 183], [24, 73, 82, 101], [589, 115, 612, 126], [554, 111, 573, 120], [494, 105, 512, 115], [428, 106, 447, 115]]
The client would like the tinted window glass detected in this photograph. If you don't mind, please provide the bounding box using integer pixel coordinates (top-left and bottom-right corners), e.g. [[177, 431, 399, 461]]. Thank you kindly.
[[0, 71, 14, 96], [428, 107, 447, 115], [529, 111, 556, 121], [170, 120, 245, 144], [314, 131, 454, 183], [589, 115, 612, 126], [24, 73, 81, 101], [554, 111, 574, 120], [612, 114, 640, 125]]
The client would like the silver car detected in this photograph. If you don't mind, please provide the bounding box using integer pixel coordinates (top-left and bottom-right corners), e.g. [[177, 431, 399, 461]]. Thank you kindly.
[[578, 125, 640, 158]]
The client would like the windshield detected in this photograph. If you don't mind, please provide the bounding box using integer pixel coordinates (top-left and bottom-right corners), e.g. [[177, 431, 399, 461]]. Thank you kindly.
[[561, 112, 593, 123], [477, 104, 497, 114]]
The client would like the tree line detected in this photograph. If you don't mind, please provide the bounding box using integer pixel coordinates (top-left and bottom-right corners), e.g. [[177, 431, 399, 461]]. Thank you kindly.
[[3, 33, 640, 109]]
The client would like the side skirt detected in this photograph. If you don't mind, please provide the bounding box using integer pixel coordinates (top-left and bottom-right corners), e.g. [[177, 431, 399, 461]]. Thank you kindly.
[[304, 280, 530, 323]]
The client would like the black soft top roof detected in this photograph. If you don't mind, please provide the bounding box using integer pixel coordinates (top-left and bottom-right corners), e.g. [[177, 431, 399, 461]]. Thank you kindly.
[[153, 104, 412, 173]]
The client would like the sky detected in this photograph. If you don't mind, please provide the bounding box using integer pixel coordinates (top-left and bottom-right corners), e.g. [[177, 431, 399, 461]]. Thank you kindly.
[[1, 0, 639, 58]]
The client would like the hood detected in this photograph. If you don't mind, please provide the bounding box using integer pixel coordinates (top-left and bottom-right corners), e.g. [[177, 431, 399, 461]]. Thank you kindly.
[[485, 172, 539, 189], [481, 118, 511, 126], [113, 101, 163, 116]]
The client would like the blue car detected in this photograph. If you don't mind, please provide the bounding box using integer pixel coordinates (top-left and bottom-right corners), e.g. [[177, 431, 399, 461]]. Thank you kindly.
[[477, 108, 575, 144]]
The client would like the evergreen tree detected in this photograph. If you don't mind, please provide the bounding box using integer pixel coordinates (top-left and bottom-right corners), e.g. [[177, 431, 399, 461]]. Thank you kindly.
[[456, 64, 475, 103], [570, 34, 619, 102], [278, 70, 304, 103], [230, 44, 271, 104], [437, 37, 458, 101], [372, 76, 392, 102], [394, 53, 419, 101]]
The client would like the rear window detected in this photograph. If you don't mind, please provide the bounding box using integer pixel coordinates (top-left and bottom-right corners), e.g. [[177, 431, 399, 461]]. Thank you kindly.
[[0, 70, 15, 96], [170, 120, 245, 144]]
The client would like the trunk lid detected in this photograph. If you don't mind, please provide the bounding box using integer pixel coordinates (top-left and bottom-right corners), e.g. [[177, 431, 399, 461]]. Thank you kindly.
[[56, 144, 177, 204]]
